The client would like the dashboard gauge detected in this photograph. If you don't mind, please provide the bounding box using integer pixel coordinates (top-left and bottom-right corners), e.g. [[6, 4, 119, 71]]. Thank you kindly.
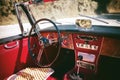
[[47, 33, 55, 39], [61, 33, 74, 49], [46, 33, 57, 44], [62, 34, 69, 47]]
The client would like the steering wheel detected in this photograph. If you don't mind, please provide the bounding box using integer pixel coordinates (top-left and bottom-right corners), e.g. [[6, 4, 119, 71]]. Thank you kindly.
[[28, 18, 61, 67]]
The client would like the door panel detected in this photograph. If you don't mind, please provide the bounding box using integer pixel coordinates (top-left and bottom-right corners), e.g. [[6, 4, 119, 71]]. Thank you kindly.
[[0, 37, 33, 79]]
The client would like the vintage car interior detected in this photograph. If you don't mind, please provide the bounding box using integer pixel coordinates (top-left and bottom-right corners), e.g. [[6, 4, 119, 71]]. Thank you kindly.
[[0, 0, 120, 80]]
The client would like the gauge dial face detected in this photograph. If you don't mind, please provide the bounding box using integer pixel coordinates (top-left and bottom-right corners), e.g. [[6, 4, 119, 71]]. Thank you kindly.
[[76, 19, 92, 28], [61, 33, 74, 49]]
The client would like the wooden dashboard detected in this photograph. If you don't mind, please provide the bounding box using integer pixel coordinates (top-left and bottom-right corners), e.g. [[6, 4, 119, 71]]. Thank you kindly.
[[40, 31, 120, 73], [41, 32, 120, 57], [101, 37, 120, 57]]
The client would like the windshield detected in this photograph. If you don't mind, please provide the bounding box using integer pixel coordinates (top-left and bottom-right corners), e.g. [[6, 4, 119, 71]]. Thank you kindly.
[[0, 0, 120, 26], [28, 0, 120, 20], [27, 0, 120, 26]]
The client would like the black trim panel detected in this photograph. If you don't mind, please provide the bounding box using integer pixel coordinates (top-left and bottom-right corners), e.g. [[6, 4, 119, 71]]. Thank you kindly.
[[0, 34, 23, 45], [41, 25, 120, 39]]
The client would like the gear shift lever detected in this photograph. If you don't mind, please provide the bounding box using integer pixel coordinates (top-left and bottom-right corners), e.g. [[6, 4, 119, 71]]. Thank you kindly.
[[69, 55, 83, 80], [77, 55, 83, 75]]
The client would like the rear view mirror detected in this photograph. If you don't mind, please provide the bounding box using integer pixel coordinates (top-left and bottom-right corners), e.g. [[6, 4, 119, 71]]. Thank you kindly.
[[76, 19, 92, 29]]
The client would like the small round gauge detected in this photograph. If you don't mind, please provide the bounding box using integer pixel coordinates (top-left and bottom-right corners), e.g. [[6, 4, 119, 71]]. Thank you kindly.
[[47, 33, 57, 44], [61, 33, 74, 49]]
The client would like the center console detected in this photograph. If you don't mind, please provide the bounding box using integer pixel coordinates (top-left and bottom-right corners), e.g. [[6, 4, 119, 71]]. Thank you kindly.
[[73, 34, 103, 73]]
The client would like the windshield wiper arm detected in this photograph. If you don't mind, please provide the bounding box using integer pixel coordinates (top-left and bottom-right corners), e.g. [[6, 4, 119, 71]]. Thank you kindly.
[[40, 21, 62, 24], [79, 14, 109, 24]]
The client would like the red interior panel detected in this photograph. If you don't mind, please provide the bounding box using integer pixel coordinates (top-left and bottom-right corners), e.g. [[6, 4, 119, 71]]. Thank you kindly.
[[0, 38, 33, 79], [72, 34, 103, 73]]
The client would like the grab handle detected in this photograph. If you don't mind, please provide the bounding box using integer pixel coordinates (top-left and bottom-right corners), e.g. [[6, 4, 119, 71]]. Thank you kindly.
[[4, 41, 19, 49]]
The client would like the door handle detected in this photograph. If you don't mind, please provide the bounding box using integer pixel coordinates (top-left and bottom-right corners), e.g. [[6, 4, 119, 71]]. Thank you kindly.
[[4, 41, 19, 49]]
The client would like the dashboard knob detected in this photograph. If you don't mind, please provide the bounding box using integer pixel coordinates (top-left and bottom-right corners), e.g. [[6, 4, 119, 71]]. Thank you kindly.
[[78, 55, 83, 60]]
